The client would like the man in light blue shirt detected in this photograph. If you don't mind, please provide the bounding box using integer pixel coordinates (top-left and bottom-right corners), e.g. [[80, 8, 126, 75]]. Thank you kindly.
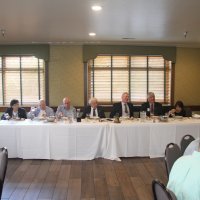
[[184, 138, 200, 156], [56, 97, 76, 118], [167, 149, 200, 200], [28, 99, 54, 118]]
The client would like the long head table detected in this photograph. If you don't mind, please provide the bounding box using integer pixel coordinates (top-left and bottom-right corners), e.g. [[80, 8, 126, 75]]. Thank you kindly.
[[0, 118, 200, 160]]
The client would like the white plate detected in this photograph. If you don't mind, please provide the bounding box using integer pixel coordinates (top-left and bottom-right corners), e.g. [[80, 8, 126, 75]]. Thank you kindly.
[[192, 114, 200, 119]]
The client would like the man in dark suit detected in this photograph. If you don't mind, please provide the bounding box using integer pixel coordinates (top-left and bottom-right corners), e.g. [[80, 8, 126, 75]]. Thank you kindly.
[[82, 97, 105, 118], [141, 92, 163, 116], [1, 99, 27, 120], [110, 92, 134, 118]]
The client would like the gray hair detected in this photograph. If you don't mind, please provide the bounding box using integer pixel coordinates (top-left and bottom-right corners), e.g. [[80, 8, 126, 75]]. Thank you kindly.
[[89, 97, 98, 105], [147, 92, 155, 99], [121, 92, 129, 98]]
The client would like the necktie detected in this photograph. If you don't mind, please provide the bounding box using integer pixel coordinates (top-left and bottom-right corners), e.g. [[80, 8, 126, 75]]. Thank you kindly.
[[150, 103, 154, 114], [124, 104, 128, 113], [93, 108, 96, 117]]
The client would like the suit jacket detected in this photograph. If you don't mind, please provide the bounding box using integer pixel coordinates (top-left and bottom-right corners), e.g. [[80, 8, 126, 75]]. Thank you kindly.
[[82, 106, 106, 118], [1, 107, 27, 120], [141, 102, 163, 116], [110, 102, 134, 118]]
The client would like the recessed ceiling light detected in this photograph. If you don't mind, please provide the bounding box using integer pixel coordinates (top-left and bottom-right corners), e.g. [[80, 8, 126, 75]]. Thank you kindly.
[[89, 32, 96, 36], [91, 5, 102, 11]]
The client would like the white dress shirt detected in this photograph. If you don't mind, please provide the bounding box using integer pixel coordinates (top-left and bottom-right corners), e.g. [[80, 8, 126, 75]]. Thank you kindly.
[[56, 105, 76, 118], [12, 111, 18, 118], [121, 102, 130, 117], [38, 110, 46, 118], [90, 107, 98, 118]]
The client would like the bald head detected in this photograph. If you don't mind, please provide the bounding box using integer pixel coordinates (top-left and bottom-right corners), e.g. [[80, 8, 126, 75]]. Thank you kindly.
[[63, 97, 71, 109], [39, 99, 46, 110], [121, 92, 129, 103]]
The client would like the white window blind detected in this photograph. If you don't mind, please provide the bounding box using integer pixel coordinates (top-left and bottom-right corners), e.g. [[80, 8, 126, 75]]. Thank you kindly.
[[131, 56, 147, 102], [89, 56, 111, 102], [0, 56, 45, 106], [112, 56, 129, 101], [88, 55, 172, 104], [4, 57, 21, 104], [148, 56, 165, 101]]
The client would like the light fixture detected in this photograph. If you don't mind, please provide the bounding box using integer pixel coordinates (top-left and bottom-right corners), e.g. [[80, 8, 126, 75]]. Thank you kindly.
[[89, 32, 96, 36], [122, 37, 136, 40], [91, 5, 102, 11], [184, 31, 188, 39]]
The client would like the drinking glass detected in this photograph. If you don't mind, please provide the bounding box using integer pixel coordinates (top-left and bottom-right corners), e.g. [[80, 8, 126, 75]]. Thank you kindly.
[[140, 111, 146, 122]]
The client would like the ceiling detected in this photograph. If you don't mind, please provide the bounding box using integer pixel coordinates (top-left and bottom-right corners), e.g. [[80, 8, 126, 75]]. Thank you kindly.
[[0, 0, 200, 47]]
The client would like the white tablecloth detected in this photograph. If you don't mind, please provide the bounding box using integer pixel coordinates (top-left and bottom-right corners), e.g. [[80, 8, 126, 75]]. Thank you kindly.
[[0, 118, 200, 160]]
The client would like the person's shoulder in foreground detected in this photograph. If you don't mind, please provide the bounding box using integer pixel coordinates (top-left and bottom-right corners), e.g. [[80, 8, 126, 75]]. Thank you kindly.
[[167, 150, 200, 200], [184, 138, 200, 156]]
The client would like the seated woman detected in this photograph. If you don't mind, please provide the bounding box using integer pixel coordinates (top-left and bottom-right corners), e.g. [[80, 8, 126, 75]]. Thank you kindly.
[[1, 99, 27, 120], [169, 100, 186, 117]]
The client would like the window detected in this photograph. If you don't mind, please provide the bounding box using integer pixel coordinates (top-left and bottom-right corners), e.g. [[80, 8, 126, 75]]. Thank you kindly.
[[88, 55, 172, 104], [0, 56, 45, 106]]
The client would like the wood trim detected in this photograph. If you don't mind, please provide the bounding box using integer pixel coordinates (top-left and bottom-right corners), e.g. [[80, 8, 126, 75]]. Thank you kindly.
[[83, 45, 177, 63], [84, 62, 88, 107], [171, 63, 175, 105], [45, 60, 49, 106], [1, 105, 200, 113]]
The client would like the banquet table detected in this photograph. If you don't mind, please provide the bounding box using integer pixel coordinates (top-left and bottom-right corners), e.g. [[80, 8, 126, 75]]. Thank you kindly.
[[0, 118, 200, 160]]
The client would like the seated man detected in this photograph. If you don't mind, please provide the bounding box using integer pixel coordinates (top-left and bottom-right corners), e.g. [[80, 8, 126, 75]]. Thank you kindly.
[[1, 99, 27, 120], [56, 97, 76, 118], [110, 92, 134, 118], [141, 92, 163, 116], [28, 99, 54, 118], [167, 146, 200, 200], [82, 97, 105, 118], [184, 138, 200, 156]]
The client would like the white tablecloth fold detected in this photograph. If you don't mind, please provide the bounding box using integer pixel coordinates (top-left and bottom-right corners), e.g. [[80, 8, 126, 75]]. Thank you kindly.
[[0, 119, 199, 160]]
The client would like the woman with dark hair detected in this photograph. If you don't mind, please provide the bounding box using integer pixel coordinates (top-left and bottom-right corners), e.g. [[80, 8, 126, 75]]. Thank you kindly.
[[1, 99, 27, 120], [169, 100, 186, 117]]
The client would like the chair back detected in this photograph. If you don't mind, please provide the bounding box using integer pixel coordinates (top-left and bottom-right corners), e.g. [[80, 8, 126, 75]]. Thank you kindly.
[[185, 107, 192, 117], [165, 143, 181, 177], [0, 147, 8, 199], [152, 179, 177, 200], [180, 134, 195, 155]]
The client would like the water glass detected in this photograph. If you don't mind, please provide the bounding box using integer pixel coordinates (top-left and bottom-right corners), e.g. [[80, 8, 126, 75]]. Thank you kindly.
[[140, 111, 146, 122]]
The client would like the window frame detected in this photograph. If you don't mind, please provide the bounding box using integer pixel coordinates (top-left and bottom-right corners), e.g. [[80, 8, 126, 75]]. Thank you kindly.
[[0, 55, 48, 106], [86, 54, 174, 106]]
